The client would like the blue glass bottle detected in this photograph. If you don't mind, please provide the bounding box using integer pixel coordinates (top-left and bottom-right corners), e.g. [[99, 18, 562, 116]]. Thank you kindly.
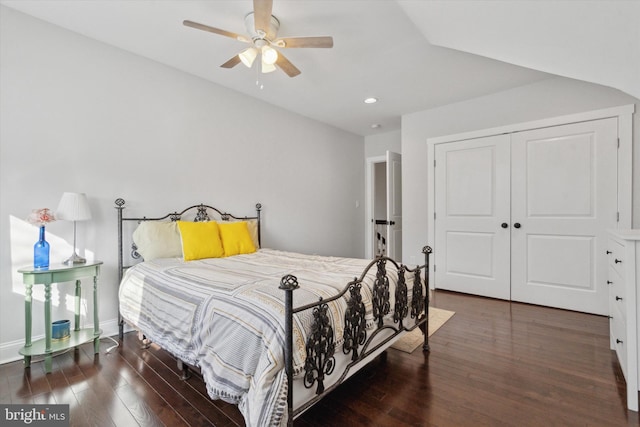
[[34, 225, 50, 269]]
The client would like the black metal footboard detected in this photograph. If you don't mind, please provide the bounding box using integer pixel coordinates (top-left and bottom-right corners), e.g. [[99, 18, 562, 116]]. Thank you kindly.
[[280, 246, 432, 425]]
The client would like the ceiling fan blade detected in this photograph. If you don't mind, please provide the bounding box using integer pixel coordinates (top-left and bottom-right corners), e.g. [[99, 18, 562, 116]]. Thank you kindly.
[[183, 20, 249, 43], [274, 37, 334, 49], [275, 53, 301, 77], [221, 55, 242, 69], [253, 0, 273, 34]]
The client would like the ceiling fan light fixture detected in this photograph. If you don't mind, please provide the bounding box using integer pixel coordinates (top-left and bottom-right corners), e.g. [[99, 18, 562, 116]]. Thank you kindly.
[[261, 60, 277, 74], [262, 45, 278, 65], [239, 47, 258, 68]]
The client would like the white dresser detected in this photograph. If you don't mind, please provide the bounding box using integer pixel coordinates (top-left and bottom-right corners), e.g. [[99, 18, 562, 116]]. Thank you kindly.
[[607, 230, 640, 411]]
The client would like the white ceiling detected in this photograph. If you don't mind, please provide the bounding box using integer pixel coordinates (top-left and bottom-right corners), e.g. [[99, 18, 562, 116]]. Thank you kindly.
[[2, 0, 638, 137], [398, 1, 640, 102]]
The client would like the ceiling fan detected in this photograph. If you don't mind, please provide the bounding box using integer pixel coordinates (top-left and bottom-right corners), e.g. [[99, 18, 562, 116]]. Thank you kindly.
[[183, 0, 333, 78]]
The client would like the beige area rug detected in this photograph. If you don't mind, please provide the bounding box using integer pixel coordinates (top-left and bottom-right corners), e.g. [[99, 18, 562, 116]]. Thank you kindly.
[[390, 307, 455, 353]]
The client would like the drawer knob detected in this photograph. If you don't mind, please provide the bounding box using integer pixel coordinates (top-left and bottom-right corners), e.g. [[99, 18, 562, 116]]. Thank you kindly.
[[615, 259, 622, 264], [607, 280, 613, 285], [606, 250, 612, 254], [616, 296, 623, 301], [617, 339, 623, 344]]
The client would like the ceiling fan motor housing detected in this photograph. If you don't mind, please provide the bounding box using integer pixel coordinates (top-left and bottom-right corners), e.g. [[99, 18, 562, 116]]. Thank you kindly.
[[245, 12, 280, 44]]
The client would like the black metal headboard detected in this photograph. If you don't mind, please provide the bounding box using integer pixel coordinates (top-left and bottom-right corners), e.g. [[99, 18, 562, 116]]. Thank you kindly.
[[114, 198, 261, 338]]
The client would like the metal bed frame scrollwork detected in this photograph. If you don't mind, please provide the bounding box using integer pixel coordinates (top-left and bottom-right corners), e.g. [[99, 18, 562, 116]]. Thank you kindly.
[[114, 198, 431, 425]]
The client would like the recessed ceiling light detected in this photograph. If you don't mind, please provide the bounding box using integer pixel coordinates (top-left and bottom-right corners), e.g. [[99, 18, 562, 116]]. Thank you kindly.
[[364, 97, 378, 104], [371, 124, 381, 129]]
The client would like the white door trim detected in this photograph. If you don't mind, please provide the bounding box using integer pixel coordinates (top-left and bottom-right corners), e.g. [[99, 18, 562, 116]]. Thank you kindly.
[[365, 155, 386, 259], [427, 104, 635, 290], [386, 151, 402, 260], [428, 105, 635, 145]]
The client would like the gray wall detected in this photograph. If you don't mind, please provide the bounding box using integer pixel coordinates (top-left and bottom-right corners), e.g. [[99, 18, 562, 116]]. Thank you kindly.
[[365, 129, 401, 158]]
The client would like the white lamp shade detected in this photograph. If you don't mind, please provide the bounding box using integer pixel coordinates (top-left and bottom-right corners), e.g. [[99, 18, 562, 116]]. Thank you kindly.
[[239, 47, 258, 68], [261, 60, 276, 74], [56, 192, 92, 221], [261, 46, 278, 65]]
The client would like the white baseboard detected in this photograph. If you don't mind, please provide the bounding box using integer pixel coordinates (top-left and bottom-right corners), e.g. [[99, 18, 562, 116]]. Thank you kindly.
[[0, 317, 125, 365]]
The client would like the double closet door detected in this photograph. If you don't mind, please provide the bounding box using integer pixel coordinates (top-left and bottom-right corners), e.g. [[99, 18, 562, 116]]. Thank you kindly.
[[434, 118, 618, 315]]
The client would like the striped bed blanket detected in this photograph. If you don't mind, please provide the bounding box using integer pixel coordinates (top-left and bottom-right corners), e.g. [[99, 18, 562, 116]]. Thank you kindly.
[[119, 248, 413, 426]]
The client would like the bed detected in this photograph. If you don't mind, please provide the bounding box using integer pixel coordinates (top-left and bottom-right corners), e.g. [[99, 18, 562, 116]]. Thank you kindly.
[[115, 199, 431, 426]]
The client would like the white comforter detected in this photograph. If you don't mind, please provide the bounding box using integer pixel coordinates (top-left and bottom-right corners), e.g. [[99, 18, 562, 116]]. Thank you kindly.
[[119, 248, 414, 426]]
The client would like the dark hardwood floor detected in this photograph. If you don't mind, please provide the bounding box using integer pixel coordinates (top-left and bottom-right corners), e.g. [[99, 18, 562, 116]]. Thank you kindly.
[[1, 290, 639, 426]]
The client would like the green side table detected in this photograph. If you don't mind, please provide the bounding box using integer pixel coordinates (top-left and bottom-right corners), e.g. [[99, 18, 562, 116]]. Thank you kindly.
[[18, 261, 103, 373]]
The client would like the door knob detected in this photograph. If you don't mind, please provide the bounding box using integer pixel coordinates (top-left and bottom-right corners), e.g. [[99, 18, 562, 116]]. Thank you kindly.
[[514, 223, 521, 229], [501, 223, 508, 229]]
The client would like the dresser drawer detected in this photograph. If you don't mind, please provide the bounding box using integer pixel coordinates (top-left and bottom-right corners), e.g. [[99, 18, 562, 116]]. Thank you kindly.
[[608, 264, 627, 320], [608, 238, 625, 278], [610, 304, 629, 380]]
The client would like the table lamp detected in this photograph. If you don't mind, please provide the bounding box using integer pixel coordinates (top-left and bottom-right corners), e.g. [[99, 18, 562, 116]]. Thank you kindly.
[[56, 192, 92, 265]]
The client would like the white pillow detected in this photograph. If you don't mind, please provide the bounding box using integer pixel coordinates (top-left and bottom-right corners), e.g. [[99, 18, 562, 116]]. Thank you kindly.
[[132, 221, 182, 261]]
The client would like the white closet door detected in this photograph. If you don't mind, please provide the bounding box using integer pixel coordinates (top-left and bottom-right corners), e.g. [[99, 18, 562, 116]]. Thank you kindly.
[[510, 118, 618, 315], [434, 134, 511, 299]]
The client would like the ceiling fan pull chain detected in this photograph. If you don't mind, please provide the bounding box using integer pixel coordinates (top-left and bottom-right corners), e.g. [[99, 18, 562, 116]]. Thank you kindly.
[[256, 64, 265, 90]]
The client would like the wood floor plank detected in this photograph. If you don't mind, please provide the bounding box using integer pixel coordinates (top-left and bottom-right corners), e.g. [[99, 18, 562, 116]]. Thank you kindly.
[[25, 369, 52, 396], [50, 387, 87, 427], [73, 387, 117, 427], [137, 339, 246, 427], [6, 373, 31, 400], [116, 347, 190, 427], [114, 383, 168, 427], [32, 391, 56, 404], [132, 340, 237, 426], [77, 364, 141, 427]]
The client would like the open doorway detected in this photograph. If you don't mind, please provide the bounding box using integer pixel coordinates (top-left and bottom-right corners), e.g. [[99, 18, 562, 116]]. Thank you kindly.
[[365, 151, 402, 260]]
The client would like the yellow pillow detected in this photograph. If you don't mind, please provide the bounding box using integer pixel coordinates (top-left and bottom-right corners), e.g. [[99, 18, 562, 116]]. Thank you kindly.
[[218, 221, 257, 256], [176, 221, 225, 261]]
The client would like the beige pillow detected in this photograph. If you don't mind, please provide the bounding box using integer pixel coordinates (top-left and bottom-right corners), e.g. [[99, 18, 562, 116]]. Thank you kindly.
[[132, 221, 182, 261], [245, 219, 260, 249]]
